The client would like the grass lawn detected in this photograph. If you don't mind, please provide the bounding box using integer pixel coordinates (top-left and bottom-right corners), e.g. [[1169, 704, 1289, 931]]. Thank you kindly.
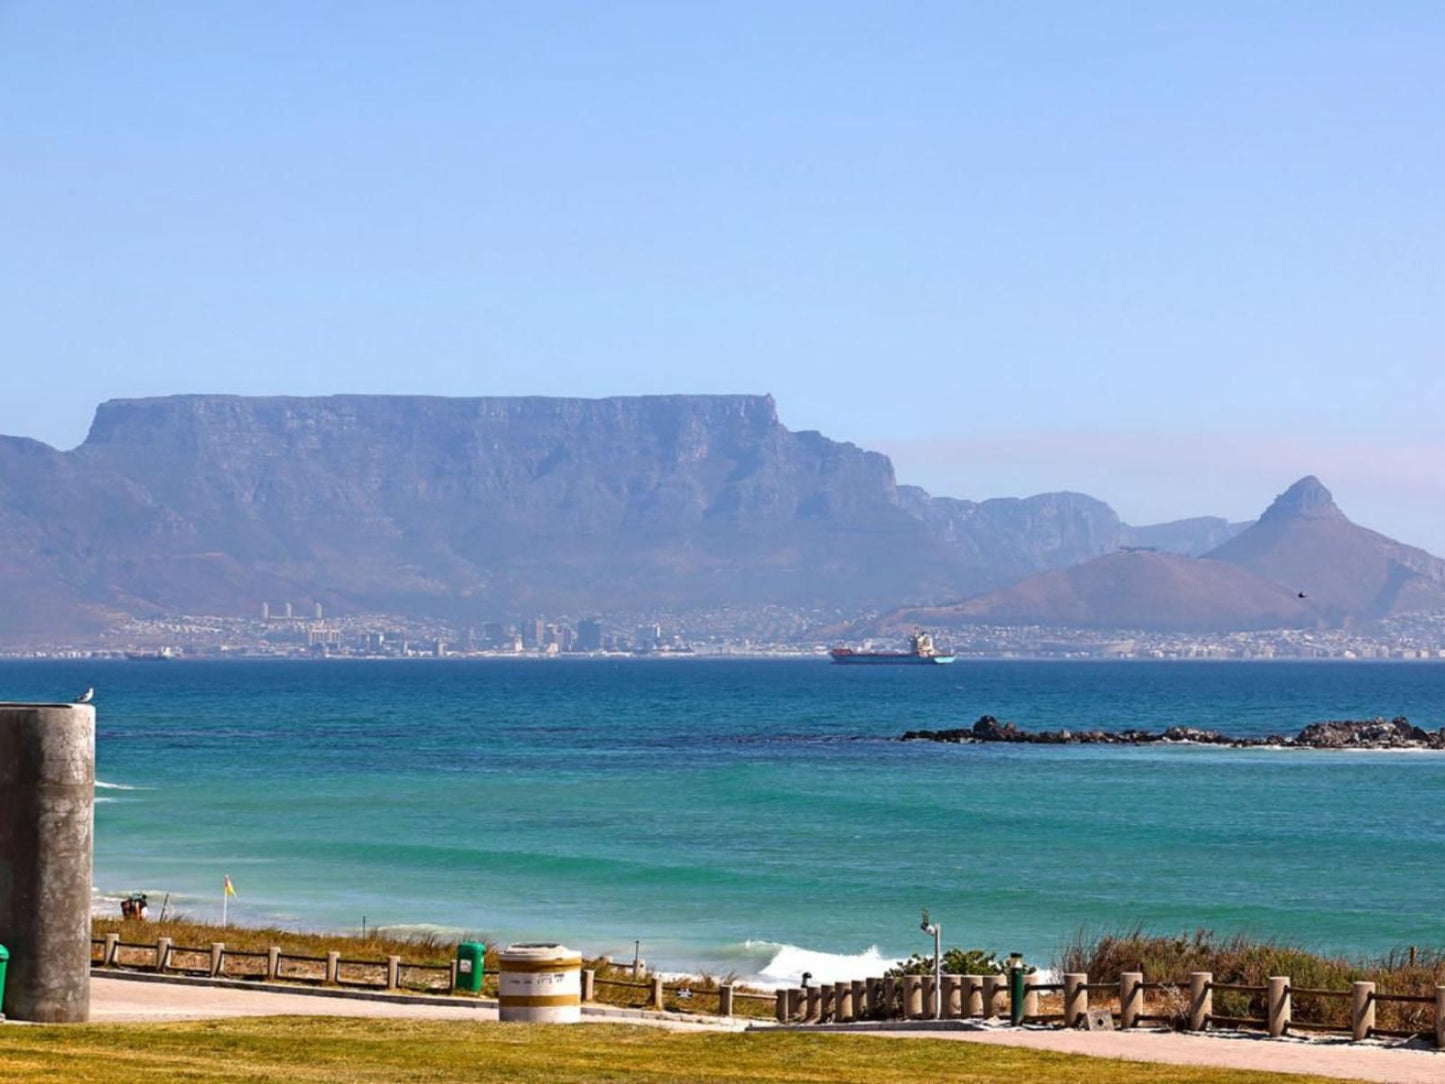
[[0, 1018, 1347, 1083]]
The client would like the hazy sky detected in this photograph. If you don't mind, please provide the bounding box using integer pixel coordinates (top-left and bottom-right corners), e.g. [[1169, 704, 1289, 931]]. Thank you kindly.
[[3, 2, 1442, 548]]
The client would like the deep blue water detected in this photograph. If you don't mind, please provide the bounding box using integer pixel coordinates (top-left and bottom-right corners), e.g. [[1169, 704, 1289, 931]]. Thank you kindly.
[[4, 658, 1443, 982]]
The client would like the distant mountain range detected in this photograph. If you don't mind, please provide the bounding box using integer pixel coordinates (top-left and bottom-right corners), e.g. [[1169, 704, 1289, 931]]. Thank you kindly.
[[881, 477, 1445, 633], [0, 394, 1240, 641], [0, 395, 1431, 642]]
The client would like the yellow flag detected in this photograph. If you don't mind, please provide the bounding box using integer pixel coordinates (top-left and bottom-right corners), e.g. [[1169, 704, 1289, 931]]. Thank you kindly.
[[224, 874, 236, 897]]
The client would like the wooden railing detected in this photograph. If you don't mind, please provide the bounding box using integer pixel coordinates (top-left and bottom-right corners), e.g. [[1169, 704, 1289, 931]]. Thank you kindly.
[[764, 968, 1445, 1049], [91, 933, 453, 994]]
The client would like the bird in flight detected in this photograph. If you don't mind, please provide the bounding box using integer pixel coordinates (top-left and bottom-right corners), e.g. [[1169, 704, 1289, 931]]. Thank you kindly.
[[74, 687, 94, 704], [1297, 592, 1308, 599]]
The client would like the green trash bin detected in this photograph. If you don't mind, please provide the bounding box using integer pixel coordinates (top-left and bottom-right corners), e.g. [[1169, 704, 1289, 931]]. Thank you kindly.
[[0, 943, 9, 1017], [455, 941, 485, 994]]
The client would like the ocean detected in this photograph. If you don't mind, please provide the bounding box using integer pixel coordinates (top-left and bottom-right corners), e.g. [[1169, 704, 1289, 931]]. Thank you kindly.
[[5, 657, 1444, 986]]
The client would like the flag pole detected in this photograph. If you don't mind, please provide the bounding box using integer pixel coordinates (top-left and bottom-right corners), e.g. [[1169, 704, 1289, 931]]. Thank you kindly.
[[222, 875, 228, 928]]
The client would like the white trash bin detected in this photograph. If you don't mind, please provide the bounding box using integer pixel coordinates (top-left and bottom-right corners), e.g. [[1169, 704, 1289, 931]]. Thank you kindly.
[[498, 942, 582, 1023]]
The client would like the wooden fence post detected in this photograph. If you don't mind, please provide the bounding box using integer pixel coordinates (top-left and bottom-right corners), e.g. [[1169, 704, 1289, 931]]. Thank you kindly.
[[819, 984, 835, 1022], [718, 984, 733, 1017], [941, 975, 958, 1018], [787, 987, 803, 1022], [834, 980, 851, 1021], [650, 975, 664, 1011], [325, 951, 340, 985], [1064, 973, 1087, 1027], [266, 946, 280, 981], [1351, 981, 1375, 1041], [103, 933, 119, 967], [581, 969, 595, 1003], [1119, 972, 1142, 1029], [386, 954, 400, 991], [981, 974, 1006, 1018], [1189, 972, 1212, 1031], [775, 989, 788, 1023], [805, 985, 822, 1022], [1267, 976, 1290, 1038], [851, 980, 866, 1021], [963, 975, 983, 1017], [155, 937, 172, 973], [210, 942, 225, 978], [1435, 985, 1445, 1049], [904, 975, 923, 1019], [881, 977, 897, 1019], [1023, 974, 1042, 1020]]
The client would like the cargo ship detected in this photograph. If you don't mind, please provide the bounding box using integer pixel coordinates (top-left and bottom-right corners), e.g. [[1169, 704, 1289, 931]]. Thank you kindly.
[[829, 631, 956, 665]]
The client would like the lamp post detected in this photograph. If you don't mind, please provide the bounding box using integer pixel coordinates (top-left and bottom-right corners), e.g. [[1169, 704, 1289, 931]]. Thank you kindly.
[[920, 909, 941, 1020]]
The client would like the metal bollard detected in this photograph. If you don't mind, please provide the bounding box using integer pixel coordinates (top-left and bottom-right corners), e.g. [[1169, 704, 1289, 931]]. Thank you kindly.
[[718, 984, 733, 1017], [1009, 965, 1026, 1026]]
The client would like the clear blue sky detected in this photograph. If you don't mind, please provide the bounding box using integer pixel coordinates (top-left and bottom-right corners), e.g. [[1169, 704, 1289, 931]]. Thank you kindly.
[[3, 2, 1442, 549]]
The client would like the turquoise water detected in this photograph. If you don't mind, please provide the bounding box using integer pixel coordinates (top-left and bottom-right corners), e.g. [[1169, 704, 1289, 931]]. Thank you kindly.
[[4, 658, 1444, 982]]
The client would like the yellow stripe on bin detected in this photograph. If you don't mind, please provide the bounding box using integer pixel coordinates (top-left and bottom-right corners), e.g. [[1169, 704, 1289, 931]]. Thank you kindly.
[[498, 994, 582, 1007], [498, 957, 582, 973]]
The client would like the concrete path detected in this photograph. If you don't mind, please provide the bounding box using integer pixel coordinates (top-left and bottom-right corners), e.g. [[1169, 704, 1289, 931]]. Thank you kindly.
[[89, 974, 740, 1031], [783, 1020, 1441, 1084], [88, 976, 1445, 1081]]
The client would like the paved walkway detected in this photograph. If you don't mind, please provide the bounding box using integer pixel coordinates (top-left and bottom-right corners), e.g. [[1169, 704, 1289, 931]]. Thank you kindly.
[[788, 1020, 1442, 1084], [88, 976, 1445, 1081], [89, 974, 738, 1031]]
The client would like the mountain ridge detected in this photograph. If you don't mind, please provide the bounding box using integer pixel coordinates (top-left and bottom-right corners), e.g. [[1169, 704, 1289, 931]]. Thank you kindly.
[[878, 475, 1445, 633], [0, 393, 1223, 640]]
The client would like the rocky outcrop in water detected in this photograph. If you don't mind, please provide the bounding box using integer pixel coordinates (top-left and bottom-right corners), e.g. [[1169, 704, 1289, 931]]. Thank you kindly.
[[900, 715, 1445, 750]]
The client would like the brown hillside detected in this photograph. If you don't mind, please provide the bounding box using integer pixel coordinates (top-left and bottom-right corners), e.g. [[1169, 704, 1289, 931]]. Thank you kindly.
[[883, 549, 1319, 632], [1206, 476, 1445, 622]]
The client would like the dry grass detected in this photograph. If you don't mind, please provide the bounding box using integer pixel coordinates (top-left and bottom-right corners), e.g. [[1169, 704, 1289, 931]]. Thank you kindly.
[[1056, 926, 1445, 1034], [0, 1017, 1347, 1083], [90, 918, 776, 1014]]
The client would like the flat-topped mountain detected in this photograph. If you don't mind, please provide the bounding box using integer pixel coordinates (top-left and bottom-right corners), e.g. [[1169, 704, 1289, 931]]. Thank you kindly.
[[878, 476, 1445, 633], [0, 394, 1184, 640]]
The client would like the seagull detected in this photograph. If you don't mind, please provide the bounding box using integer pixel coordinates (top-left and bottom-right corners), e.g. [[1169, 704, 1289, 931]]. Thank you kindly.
[[1298, 592, 1308, 599], [74, 687, 94, 704]]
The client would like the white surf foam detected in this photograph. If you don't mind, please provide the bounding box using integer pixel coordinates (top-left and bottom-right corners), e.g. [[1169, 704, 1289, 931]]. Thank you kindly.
[[743, 941, 898, 988], [96, 780, 151, 791]]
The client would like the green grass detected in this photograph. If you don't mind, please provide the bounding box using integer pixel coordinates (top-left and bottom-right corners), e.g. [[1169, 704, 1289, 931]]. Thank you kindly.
[[0, 1018, 1348, 1083]]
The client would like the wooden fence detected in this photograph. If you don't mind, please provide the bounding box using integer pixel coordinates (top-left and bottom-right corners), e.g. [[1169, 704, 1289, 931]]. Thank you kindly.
[[768, 969, 1445, 1048], [91, 933, 453, 994]]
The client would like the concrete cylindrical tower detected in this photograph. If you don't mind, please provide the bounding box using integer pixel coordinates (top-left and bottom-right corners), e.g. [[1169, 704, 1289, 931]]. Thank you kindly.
[[0, 703, 95, 1023]]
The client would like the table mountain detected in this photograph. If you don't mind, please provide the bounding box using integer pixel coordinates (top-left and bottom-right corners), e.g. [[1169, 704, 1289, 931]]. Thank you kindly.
[[0, 394, 1171, 640]]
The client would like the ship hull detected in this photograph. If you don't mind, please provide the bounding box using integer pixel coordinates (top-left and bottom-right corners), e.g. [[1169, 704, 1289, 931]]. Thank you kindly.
[[830, 653, 955, 665]]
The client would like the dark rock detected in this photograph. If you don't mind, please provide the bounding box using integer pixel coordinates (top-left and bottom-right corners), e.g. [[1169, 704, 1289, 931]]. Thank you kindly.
[[900, 714, 1445, 751]]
